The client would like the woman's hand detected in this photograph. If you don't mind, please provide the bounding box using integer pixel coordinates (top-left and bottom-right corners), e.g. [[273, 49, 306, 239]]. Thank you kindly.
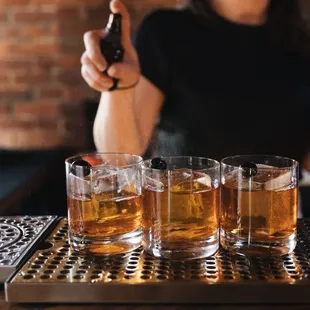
[[81, 0, 140, 92]]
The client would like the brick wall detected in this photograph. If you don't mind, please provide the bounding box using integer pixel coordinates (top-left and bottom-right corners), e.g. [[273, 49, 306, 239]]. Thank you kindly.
[[0, 0, 175, 150]]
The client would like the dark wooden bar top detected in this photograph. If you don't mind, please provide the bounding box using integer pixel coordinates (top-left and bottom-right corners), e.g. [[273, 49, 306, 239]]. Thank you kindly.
[[1, 292, 310, 310]]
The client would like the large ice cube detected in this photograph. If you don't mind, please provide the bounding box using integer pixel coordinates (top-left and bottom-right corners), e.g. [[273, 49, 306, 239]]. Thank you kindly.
[[264, 171, 291, 191], [92, 167, 118, 194], [68, 172, 91, 200], [170, 169, 212, 193], [224, 169, 262, 191], [253, 164, 291, 191], [194, 172, 212, 187], [170, 168, 192, 187], [117, 166, 137, 193], [143, 175, 165, 192], [259, 164, 292, 191], [226, 163, 292, 191]]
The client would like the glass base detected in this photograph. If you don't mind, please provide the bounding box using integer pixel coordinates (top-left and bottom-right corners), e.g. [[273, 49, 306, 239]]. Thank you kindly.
[[144, 230, 219, 260], [69, 228, 143, 256], [220, 228, 297, 256]]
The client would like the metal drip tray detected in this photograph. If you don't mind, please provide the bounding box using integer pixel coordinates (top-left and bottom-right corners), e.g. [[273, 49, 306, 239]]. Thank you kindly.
[[5, 219, 310, 304], [0, 216, 57, 283]]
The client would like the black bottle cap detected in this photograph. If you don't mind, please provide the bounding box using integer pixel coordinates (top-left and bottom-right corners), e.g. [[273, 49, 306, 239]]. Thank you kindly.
[[240, 162, 257, 178], [150, 157, 167, 170], [70, 159, 91, 176], [106, 13, 122, 33]]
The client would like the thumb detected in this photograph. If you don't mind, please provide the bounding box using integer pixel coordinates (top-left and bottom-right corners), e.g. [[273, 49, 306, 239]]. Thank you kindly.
[[110, 0, 131, 46]]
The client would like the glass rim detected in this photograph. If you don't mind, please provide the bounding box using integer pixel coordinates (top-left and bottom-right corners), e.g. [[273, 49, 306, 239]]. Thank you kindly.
[[221, 154, 299, 169], [65, 152, 143, 169], [143, 156, 220, 171]]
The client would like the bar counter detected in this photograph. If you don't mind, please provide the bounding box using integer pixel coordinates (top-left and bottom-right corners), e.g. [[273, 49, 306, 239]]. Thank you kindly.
[[2, 217, 310, 309], [2, 291, 310, 310]]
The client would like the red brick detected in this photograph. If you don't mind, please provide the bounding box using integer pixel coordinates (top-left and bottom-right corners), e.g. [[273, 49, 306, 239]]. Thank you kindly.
[[0, 42, 59, 57], [3, 26, 22, 38], [24, 25, 49, 37], [58, 55, 81, 68], [60, 41, 84, 54], [26, 43, 59, 55], [13, 12, 56, 23], [37, 4, 58, 13], [14, 101, 62, 118], [0, 119, 33, 129], [38, 87, 64, 99], [0, 0, 173, 150], [0, 0, 31, 5], [0, 127, 64, 149], [0, 11, 8, 22], [29, 0, 58, 5], [0, 42, 10, 58], [55, 0, 104, 6], [131, 0, 175, 6], [0, 75, 10, 84], [14, 73, 53, 84], [0, 129, 16, 149], [15, 129, 64, 149], [35, 57, 57, 71], [0, 117, 87, 149], [0, 118, 60, 129], [56, 7, 80, 20], [0, 60, 32, 70], [83, 6, 109, 25], [0, 85, 29, 100], [62, 87, 95, 102], [0, 104, 9, 117], [52, 22, 89, 36], [57, 71, 84, 85], [16, 0, 104, 5]]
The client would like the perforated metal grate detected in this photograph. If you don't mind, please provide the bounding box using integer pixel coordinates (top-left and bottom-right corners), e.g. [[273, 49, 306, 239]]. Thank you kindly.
[[5, 219, 310, 304], [0, 216, 57, 283]]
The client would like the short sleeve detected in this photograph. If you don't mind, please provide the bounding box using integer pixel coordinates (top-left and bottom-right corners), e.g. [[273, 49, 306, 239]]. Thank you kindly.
[[133, 11, 170, 94]]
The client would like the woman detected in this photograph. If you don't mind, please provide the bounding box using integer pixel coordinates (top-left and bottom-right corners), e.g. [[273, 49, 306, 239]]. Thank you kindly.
[[81, 0, 310, 165]]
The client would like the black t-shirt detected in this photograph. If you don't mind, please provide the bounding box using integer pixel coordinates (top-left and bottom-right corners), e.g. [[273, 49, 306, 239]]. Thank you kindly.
[[134, 9, 310, 164]]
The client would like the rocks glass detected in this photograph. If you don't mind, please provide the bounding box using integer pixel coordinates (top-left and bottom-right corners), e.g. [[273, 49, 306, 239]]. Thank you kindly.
[[142, 156, 220, 260], [65, 153, 143, 255], [220, 155, 298, 256]]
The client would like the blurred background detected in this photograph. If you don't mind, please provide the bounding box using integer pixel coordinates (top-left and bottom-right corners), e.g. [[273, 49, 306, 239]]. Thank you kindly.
[[0, 0, 309, 218], [0, 0, 175, 217], [0, 0, 175, 151]]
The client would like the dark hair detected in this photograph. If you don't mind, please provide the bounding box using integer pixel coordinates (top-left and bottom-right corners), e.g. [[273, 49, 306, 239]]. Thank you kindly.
[[189, 0, 310, 56]]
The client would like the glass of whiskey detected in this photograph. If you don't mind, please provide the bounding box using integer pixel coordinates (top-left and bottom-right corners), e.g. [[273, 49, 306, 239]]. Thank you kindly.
[[65, 153, 143, 255], [142, 156, 220, 260], [220, 155, 298, 256]]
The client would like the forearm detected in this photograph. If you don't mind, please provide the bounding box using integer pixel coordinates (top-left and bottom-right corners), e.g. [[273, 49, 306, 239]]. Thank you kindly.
[[93, 88, 143, 155]]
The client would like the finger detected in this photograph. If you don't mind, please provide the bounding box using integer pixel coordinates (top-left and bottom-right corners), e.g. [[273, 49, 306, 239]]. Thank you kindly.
[[107, 62, 139, 82], [110, 0, 131, 46], [81, 52, 113, 87], [83, 29, 107, 72], [81, 65, 113, 90], [80, 51, 88, 65], [81, 67, 105, 92]]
